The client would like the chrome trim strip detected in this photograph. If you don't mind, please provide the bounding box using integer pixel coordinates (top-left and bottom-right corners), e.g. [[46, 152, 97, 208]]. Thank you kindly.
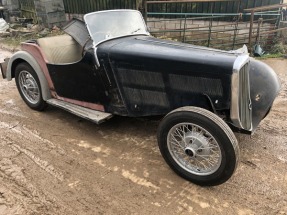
[[93, 47, 100, 68], [231, 54, 252, 131]]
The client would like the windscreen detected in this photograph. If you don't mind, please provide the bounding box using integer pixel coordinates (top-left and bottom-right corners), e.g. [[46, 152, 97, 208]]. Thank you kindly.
[[84, 10, 148, 45]]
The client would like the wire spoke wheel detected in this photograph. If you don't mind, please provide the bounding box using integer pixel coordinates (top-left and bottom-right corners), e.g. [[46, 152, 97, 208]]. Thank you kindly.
[[15, 63, 47, 111], [158, 107, 239, 186], [167, 123, 221, 176], [18, 70, 40, 104]]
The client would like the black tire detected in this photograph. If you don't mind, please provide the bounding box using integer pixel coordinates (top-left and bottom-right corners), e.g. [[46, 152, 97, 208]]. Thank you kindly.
[[158, 107, 239, 186], [15, 62, 47, 111]]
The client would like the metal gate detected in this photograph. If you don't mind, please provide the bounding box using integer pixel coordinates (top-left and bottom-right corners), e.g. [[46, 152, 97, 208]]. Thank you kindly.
[[145, 0, 284, 51]]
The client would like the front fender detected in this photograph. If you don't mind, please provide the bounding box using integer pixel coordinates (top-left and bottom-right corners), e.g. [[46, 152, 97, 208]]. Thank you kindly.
[[249, 60, 281, 131], [6, 51, 51, 101]]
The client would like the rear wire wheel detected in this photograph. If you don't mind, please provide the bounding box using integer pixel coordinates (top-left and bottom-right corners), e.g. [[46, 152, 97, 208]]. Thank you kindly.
[[15, 63, 47, 111], [158, 107, 239, 186]]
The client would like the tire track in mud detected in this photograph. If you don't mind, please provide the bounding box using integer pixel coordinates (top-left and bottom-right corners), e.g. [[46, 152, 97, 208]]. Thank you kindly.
[[0, 105, 65, 213], [0, 121, 67, 214], [0, 186, 25, 215], [0, 122, 64, 181], [0, 158, 58, 215], [0, 118, 64, 152], [9, 144, 64, 181]]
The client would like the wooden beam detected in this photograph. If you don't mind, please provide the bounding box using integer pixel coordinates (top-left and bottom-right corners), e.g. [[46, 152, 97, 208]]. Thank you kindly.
[[244, 3, 287, 12], [147, 0, 239, 4], [251, 27, 287, 37]]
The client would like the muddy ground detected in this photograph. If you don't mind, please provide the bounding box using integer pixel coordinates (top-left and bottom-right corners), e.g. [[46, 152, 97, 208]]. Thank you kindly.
[[0, 48, 286, 215]]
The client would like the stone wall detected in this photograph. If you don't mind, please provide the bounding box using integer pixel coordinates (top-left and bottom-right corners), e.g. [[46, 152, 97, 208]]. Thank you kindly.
[[34, 0, 66, 28], [2, 0, 66, 27], [2, 0, 20, 19]]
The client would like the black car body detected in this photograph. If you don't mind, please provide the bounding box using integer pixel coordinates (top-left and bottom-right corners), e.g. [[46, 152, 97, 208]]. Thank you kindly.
[[0, 10, 281, 186]]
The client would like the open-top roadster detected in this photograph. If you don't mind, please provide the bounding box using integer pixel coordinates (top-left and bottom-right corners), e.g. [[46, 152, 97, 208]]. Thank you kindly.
[[1, 10, 281, 186]]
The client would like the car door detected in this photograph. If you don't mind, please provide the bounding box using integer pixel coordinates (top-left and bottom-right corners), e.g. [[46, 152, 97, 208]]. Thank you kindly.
[[46, 51, 108, 105]]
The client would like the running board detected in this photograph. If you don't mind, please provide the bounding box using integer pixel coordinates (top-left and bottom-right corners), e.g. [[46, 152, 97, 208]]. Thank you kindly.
[[46, 99, 113, 124]]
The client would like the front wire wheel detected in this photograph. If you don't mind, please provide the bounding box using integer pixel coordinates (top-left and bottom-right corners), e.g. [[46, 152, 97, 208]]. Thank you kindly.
[[167, 123, 222, 176], [158, 107, 239, 186]]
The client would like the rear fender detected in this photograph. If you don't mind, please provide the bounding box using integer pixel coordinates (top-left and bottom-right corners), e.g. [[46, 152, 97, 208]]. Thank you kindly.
[[7, 51, 51, 101]]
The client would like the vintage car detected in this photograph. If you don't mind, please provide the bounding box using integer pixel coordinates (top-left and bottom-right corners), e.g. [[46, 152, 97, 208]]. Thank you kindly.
[[0, 10, 281, 186]]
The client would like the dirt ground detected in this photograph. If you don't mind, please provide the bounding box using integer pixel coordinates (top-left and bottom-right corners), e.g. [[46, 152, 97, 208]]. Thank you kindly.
[[0, 48, 286, 215]]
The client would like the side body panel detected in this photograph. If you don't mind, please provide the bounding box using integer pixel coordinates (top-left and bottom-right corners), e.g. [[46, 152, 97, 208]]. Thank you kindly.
[[98, 36, 237, 117]]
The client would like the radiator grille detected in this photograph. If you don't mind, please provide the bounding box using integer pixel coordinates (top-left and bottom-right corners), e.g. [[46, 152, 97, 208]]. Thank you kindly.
[[239, 63, 252, 130]]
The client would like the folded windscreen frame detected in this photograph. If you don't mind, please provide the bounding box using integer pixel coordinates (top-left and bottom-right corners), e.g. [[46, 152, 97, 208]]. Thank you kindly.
[[62, 18, 93, 51]]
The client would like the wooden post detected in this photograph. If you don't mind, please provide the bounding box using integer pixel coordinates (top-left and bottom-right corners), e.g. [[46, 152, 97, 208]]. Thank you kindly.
[[232, 18, 239, 50], [207, 2, 214, 47], [248, 10, 254, 52], [207, 17, 213, 47], [144, 0, 147, 23], [183, 15, 187, 42], [137, 0, 143, 10], [255, 18, 263, 45]]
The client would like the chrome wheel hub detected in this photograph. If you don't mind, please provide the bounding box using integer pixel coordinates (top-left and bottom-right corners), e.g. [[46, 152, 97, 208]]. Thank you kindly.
[[18, 71, 40, 104], [167, 123, 222, 176], [184, 147, 196, 158]]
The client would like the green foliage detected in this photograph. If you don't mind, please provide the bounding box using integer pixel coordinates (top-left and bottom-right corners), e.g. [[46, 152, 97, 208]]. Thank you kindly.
[[270, 42, 286, 55], [255, 53, 283, 59], [268, 35, 287, 56]]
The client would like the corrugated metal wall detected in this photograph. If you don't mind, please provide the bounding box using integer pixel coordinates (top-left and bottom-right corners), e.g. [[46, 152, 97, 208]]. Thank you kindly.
[[62, 0, 283, 15], [147, 0, 282, 14], [63, 0, 138, 14]]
